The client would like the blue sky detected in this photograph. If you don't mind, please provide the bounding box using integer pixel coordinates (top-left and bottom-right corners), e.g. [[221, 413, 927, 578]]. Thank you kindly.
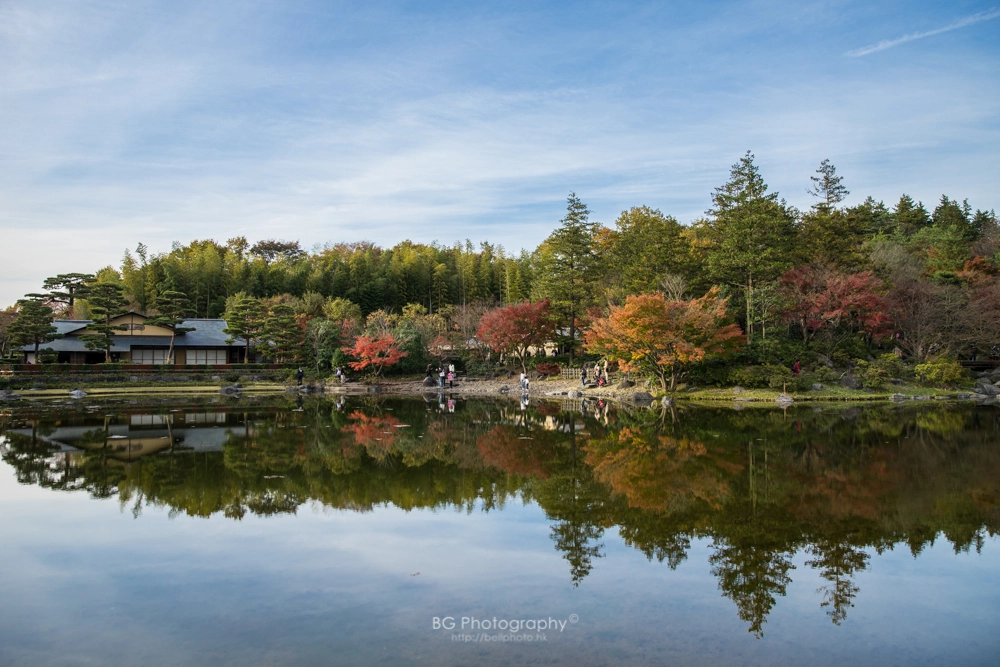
[[1, 0, 998, 306]]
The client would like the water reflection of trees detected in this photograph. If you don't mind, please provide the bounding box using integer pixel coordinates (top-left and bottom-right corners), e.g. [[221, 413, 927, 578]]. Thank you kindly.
[[2, 398, 998, 635]]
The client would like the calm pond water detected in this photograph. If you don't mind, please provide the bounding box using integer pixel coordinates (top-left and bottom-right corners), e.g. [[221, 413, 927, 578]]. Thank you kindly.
[[1, 394, 998, 666]]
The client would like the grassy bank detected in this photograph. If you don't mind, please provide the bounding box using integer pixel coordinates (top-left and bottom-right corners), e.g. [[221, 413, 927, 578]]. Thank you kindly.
[[679, 382, 967, 402]]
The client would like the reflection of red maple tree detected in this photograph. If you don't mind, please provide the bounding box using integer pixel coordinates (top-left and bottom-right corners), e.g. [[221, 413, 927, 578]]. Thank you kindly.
[[345, 410, 402, 457], [342, 335, 407, 377]]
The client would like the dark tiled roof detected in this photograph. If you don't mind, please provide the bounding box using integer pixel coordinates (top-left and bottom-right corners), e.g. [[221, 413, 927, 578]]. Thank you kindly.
[[176, 319, 244, 347], [52, 320, 91, 335], [23, 318, 245, 352]]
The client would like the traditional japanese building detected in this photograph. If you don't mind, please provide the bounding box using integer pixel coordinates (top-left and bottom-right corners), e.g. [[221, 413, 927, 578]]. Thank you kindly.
[[22, 312, 248, 365]]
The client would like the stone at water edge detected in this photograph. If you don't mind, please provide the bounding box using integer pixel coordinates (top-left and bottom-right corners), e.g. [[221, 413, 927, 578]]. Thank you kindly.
[[811, 383, 824, 390], [890, 393, 906, 402], [68, 390, 87, 399], [974, 383, 1000, 396], [617, 378, 635, 389], [661, 397, 674, 408], [731, 386, 745, 394], [775, 393, 794, 406], [630, 391, 655, 403], [498, 385, 511, 394], [840, 375, 862, 390], [421, 376, 436, 387]]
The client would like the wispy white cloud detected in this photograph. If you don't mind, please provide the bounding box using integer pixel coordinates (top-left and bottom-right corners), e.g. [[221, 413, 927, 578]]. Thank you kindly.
[[1, 1, 999, 306], [847, 8, 1000, 57]]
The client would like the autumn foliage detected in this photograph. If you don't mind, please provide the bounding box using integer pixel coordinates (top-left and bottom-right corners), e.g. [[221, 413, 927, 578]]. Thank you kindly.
[[779, 265, 892, 344], [476, 425, 553, 478], [476, 300, 556, 373], [585, 288, 743, 391], [342, 334, 407, 377]]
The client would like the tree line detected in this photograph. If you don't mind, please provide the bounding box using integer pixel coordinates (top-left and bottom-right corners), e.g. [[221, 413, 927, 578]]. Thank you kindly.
[[2, 152, 998, 386]]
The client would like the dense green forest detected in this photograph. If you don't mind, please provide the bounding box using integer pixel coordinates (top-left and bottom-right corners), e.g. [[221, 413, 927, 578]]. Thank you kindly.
[[3, 153, 998, 384]]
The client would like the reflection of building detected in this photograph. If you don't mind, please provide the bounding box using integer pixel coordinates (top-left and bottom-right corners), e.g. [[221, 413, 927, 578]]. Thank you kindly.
[[9, 413, 236, 462], [22, 312, 249, 365]]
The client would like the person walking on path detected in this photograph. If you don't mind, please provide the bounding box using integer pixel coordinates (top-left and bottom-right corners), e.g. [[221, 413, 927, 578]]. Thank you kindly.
[[447, 371, 454, 389], [438, 367, 445, 388], [520, 372, 526, 390], [296, 367, 304, 386], [580, 367, 587, 387]]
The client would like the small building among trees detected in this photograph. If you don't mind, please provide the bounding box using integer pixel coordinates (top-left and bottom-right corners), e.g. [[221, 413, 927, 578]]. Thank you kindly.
[[20, 312, 249, 365]]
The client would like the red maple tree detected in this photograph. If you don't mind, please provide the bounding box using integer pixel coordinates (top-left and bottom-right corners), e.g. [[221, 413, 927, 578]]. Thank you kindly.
[[342, 334, 407, 378], [780, 265, 891, 343], [476, 300, 555, 373]]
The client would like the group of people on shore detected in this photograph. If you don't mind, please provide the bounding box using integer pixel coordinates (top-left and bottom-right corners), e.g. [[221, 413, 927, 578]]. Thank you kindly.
[[581, 362, 610, 387], [426, 363, 456, 389]]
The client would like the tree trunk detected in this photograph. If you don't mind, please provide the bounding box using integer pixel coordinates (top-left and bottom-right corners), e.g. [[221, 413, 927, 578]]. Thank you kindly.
[[568, 305, 576, 367], [168, 331, 176, 365]]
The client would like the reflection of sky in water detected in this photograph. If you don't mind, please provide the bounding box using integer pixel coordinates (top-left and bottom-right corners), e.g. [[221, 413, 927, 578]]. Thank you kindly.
[[0, 456, 997, 666]]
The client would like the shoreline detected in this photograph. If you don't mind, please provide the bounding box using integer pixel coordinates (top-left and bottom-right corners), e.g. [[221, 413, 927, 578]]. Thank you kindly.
[[0, 375, 983, 405]]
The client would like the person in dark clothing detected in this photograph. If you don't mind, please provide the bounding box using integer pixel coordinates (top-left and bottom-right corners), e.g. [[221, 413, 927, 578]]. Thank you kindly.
[[296, 367, 304, 386]]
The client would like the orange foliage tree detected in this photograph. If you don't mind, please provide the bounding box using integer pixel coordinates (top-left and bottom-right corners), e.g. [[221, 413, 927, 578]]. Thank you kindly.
[[342, 334, 407, 378], [476, 300, 555, 373], [585, 288, 743, 391]]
